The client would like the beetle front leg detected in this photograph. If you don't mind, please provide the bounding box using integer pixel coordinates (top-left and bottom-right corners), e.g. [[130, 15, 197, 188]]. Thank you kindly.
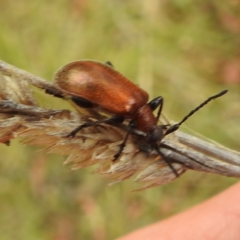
[[148, 96, 163, 122]]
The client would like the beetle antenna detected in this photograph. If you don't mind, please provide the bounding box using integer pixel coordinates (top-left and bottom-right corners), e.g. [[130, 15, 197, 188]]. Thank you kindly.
[[177, 90, 228, 126], [165, 90, 228, 135]]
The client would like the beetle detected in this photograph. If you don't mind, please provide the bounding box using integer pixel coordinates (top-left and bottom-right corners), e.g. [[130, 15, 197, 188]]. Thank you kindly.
[[51, 60, 227, 176]]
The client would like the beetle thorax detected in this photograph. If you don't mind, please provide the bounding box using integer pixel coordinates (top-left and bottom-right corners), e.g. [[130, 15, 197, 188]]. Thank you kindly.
[[134, 105, 158, 133]]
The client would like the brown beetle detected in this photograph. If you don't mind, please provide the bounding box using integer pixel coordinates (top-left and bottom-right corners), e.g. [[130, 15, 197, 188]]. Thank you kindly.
[[51, 60, 227, 176]]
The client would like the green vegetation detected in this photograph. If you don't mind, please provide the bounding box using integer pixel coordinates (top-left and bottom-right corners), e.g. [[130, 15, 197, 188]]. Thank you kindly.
[[0, 1, 239, 239]]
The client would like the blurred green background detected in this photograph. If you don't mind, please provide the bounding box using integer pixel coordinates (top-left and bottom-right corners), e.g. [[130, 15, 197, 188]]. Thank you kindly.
[[0, 1, 240, 239]]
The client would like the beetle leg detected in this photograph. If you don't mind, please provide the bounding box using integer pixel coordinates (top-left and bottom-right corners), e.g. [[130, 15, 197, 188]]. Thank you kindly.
[[44, 87, 95, 110], [113, 120, 135, 161], [105, 61, 114, 68], [71, 96, 96, 108], [154, 144, 179, 177], [148, 96, 163, 122], [67, 115, 124, 138], [45, 88, 65, 99]]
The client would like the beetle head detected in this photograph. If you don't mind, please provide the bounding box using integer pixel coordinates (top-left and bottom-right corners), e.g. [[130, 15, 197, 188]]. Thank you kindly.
[[148, 126, 164, 143]]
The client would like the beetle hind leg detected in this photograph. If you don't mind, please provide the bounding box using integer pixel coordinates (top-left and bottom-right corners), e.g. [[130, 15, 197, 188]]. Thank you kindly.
[[66, 115, 124, 138], [66, 122, 96, 137]]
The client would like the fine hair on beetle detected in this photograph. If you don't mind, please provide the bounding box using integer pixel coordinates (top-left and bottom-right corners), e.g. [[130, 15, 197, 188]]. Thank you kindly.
[[47, 60, 228, 177]]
